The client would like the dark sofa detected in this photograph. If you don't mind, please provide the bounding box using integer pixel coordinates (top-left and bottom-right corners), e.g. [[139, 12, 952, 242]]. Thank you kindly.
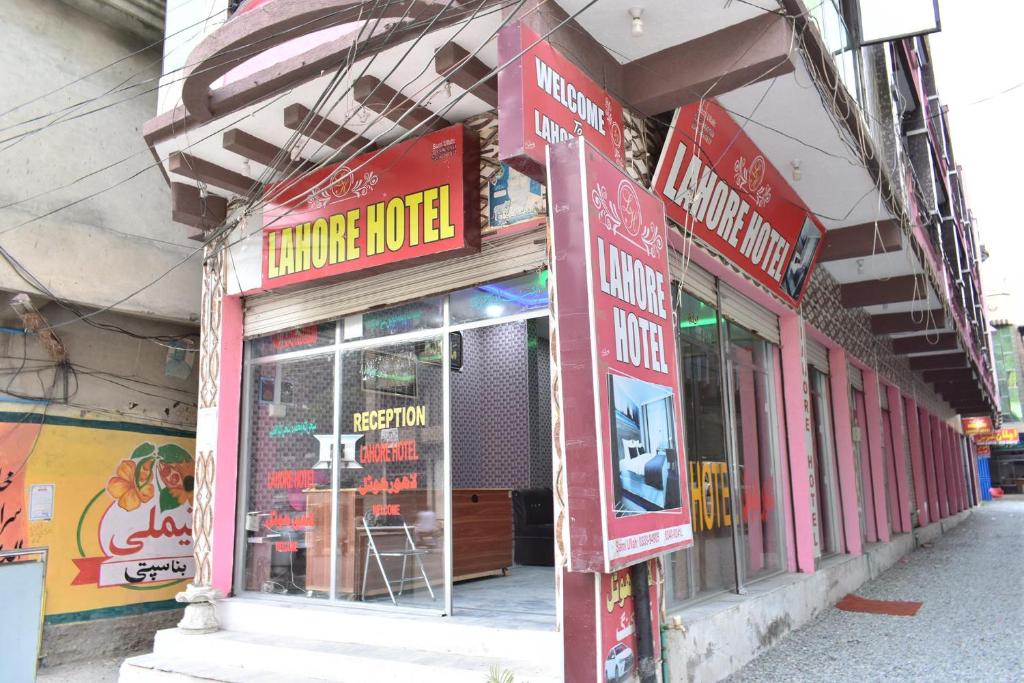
[[511, 488, 554, 566]]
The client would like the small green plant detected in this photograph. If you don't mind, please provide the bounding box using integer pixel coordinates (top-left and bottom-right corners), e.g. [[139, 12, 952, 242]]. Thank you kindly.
[[486, 664, 515, 683]]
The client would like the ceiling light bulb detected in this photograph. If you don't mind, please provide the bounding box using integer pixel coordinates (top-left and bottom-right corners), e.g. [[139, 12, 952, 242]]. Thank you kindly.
[[791, 159, 802, 181], [629, 8, 644, 37], [485, 304, 504, 318]]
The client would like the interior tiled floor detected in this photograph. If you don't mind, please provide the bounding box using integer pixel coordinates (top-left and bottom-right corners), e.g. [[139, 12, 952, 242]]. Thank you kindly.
[[452, 565, 556, 630]]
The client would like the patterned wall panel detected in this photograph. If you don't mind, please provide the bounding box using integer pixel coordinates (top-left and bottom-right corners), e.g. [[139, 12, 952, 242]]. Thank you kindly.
[[801, 266, 952, 418], [452, 322, 532, 489], [527, 320, 552, 489]]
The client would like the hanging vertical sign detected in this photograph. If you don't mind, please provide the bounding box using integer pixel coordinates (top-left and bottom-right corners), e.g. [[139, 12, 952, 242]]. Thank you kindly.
[[651, 100, 826, 306], [547, 137, 692, 574], [498, 21, 625, 181]]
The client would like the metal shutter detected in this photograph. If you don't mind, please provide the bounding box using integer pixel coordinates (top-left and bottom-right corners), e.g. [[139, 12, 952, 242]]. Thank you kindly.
[[807, 336, 830, 373], [243, 229, 547, 338], [669, 249, 715, 305], [719, 282, 781, 345], [849, 364, 864, 391]]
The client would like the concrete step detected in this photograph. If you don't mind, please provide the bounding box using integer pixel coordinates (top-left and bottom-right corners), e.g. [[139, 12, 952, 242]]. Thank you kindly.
[[120, 628, 560, 682], [217, 597, 562, 664]]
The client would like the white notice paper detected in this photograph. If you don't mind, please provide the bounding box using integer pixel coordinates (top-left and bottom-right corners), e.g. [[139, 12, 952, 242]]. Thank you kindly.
[[29, 484, 54, 521]]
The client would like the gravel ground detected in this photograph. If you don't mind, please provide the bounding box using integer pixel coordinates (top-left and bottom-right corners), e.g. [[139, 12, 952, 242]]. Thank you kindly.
[[731, 496, 1024, 683], [36, 656, 122, 682]]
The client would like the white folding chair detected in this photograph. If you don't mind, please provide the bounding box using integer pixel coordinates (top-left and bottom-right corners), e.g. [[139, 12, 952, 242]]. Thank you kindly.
[[360, 512, 435, 605]]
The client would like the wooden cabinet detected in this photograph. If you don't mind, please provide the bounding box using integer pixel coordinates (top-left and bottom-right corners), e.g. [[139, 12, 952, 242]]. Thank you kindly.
[[303, 488, 512, 597], [453, 489, 513, 579]]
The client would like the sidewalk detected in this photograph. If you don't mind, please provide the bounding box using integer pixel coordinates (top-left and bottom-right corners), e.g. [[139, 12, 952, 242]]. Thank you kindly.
[[731, 497, 1024, 682]]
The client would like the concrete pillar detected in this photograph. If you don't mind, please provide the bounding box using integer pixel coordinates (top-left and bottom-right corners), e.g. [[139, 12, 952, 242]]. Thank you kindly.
[[827, 348, 862, 555], [862, 369, 890, 542], [779, 314, 815, 572], [919, 408, 940, 524], [178, 236, 243, 632], [930, 414, 949, 518], [903, 397, 929, 526], [886, 385, 911, 532]]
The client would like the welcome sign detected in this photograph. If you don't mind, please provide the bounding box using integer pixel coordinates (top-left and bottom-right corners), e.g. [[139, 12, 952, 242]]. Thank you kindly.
[[261, 124, 480, 290], [651, 100, 826, 306], [548, 137, 692, 573], [498, 22, 625, 180]]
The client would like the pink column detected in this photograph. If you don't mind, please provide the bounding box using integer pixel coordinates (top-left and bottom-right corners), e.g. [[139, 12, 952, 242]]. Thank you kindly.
[[903, 397, 929, 526], [828, 348, 862, 555], [944, 426, 959, 513], [886, 386, 912, 532], [931, 415, 950, 518], [919, 408, 940, 524], [862, 369, 890, 543], [969, 441, 982, 506], [948, 427, 962, 513], [211, 294, 244, 594], [773, 348, 797, 572], [779, 315, 815, 573], [951, 427, 966, 512]]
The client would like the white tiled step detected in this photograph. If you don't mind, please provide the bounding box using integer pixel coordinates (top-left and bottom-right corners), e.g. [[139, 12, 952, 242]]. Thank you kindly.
[[121, 628, 562, 683], [217, 597, 562, 664]]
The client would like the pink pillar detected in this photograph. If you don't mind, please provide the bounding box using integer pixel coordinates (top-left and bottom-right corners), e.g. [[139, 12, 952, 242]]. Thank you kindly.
[[828, 348, 862, 555], [211, 294, 244, 595], [903, 397, 929, 526], [779, 315, 815, 573], [950, 432, 966, 507], [944, 426, 959, 513], [951, 427, 966, 512], [931, 415, 950, 518], [862, 370, 890, 543], [773, 348, 798, 572], [919, 409, 940, 524], [886, 386, 912, 532]]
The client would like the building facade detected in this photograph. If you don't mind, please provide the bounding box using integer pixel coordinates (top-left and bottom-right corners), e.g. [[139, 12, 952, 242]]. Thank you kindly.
[[0, 0, 201, 672], [126, 1, 993, 681]]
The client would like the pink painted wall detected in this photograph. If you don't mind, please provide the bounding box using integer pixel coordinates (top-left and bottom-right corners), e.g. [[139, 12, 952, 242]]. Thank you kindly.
[[931, 414, 950, 519], [903, 396, 929, 526], [779, 315, 815, 573], [919, 409, 939, 523], [886, 385, 911, 532], [949, 426, 965, 513], [212, 293, 244, 595], [827, 347, 861, 556], [861, 369, 890, 543]]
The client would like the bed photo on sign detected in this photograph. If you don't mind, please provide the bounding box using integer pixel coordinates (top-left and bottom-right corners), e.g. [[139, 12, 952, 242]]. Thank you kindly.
[[608, 373, 682, 517], [781, 217, 821, 299]]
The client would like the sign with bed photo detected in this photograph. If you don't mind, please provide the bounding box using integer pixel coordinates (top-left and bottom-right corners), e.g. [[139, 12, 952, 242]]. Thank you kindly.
[[547, 137, 693, 573]]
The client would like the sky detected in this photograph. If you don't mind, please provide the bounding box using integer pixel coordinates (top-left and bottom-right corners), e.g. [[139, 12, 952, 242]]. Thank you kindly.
[[929, 0, 1024, 325]]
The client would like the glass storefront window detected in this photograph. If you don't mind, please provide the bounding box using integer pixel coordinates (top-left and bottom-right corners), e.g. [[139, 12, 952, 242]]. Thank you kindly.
[[239, 273, 553, 613], [242, 353, 335, 597], [342, 298, 444, 342], [809, 368, 843, 557], [448, 271, 549, 325], [337, 338, 445, 607], [251, 322, 335, 358], [667, 287, 786, 605], [727, 323, 784, 582], [668, 291, 734, 603]]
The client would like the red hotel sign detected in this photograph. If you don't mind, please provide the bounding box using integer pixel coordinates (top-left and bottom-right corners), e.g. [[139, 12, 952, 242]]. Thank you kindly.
[[498, 22, 625, 180], [548, 137, 692, 573], [651, 100, 826, 306], [261, 124, 480, 290]]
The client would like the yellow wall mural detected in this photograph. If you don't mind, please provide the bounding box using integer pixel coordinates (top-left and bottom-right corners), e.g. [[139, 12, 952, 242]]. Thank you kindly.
[[0, 414, 195, 620]]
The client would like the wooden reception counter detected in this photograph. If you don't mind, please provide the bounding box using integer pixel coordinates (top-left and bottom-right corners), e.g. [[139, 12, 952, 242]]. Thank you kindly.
[[304, 488, 512, 596]]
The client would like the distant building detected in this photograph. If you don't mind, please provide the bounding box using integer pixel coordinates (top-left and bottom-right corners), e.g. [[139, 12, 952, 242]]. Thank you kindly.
[[0, 0, 198, 673]]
